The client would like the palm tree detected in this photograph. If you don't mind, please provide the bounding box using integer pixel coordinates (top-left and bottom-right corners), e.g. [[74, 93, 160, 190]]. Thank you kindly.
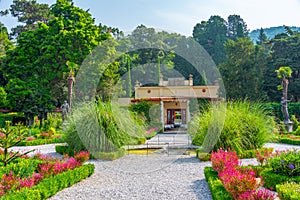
[[276, 66, 293, 131]]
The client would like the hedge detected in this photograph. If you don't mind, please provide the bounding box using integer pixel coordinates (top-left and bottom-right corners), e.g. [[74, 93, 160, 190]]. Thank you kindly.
[[276, 182, 300, 200], [15, 138, 66, 146], [2, 164, 95, 200], [204, 167, 233, 200], [55, 145, 125, 161], [279, 138, 300, 145], [92, 148, 125, 161], [196, 148, 274, 161], [261, 169, 300, 191]]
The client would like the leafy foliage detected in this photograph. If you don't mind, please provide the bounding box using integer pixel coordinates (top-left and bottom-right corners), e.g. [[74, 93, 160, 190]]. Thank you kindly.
[[0, 121, 34, 166], [64, 101, 145, 155], [269, 150, 300, 176], [189, 101, 276, 153]]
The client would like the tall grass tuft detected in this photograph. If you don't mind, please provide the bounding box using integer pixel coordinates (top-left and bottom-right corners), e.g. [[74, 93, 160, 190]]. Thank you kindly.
[[188, 100, 276, 153], [64, 101, 145, 157]]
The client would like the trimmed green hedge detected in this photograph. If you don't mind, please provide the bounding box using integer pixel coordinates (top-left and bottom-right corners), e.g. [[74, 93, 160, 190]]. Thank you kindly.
[[15, 137, 66, 146], [277, 182, 300, 200], [204, 167, 233, 200], [279, 138, 300, 145], [262, 169, 300, 191], [55, 145, 125, 161], [92, 148, 125, 161], [55, 145, 74, 156], [196, 148, 274, 161], [2, 164, 95, 200]]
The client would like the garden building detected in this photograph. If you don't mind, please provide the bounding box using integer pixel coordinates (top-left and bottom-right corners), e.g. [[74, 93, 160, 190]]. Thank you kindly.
[[131, 75, 220, 132]]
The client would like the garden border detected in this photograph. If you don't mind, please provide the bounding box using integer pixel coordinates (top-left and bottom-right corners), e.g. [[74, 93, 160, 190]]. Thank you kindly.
[[1, 163, 94, 200]]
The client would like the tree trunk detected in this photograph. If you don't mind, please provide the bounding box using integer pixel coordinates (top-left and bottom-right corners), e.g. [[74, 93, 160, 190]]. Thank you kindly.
[[282, 78, 288, 100], [68, 75, 75, 111]]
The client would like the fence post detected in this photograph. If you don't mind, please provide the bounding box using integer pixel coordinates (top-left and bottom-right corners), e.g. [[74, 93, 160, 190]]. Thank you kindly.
[[147, 142, 148, 156]]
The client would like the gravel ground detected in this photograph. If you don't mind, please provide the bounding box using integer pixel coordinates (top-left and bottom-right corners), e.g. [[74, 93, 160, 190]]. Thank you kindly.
[[9, 142, 300, 200]]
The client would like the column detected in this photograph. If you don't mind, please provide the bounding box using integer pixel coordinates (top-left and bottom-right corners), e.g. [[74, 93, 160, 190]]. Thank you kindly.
[[187, 100, 190, 122], [161, 101, 164, 130]]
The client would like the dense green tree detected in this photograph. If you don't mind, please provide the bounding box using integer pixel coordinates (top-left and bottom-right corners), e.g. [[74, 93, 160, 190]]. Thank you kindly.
[[0, 23, 13, 86], [264, 30, 300, 102], [2, 0, 111, 124], [256, 28, 268, 45], [193, 15, 227, 64], [1, 0, 52, 39], [219, 37, 267, 100], [227, 15, 249, 40]]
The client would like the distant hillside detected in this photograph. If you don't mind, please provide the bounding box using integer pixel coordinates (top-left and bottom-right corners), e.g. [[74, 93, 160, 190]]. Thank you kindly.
[[250, 26, 300, 43]]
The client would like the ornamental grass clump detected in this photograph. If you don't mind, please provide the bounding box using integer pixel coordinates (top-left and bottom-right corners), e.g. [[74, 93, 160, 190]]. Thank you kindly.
[[189, 101, 276, 154]]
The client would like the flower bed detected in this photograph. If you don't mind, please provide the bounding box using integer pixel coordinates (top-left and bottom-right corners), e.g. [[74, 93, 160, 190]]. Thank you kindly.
[[55, 144, 125, 161], [0, 150, 93, 198], [1, 164, 94, 200], [15, 137, 66, 146], [207, 149, 278, 200]]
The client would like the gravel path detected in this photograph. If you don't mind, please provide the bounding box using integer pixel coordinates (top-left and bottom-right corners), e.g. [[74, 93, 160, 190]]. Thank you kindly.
[[49, 155, 213, 200], [9, 142, 300, 200]]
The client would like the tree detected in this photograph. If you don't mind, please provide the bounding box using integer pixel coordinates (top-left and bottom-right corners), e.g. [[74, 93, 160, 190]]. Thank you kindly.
[[227, 15, 249, 40], [1, 0, 52, 39], [276, 66, 292, 100], [3, 0, 110, 123], [219, 38, 266, 100], [263, 29, 300, 101], [0, 23, 13, 86], [256, 28, 268, 45], [193, 15, 228, 64], [276, 66, 293, 128]]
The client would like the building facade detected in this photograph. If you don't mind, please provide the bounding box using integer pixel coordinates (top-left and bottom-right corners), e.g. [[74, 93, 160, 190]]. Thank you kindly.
[[131, 75, 220, 132]]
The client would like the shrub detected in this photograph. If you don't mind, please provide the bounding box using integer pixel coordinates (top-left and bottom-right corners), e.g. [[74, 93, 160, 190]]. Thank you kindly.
[[211, 149, 239, 173], [55, 145, 73, 156], [1, 164, 94, 200], [0, 122, 34, 166], [276, 182, 300, 200], [261, 169, 300, 191], [64, 101, 145, 155], [15, 137, 65, 146], [268, 150, 300, 176], [292, 126, 300, 136], [92, 148, 125, 161], [204, 167, 233, 200], [189, 101, 276, 153], [255, 148, 273, 166], [219, 167, 259, 200], [239, 188, 278, 200], [279, 138, 300, 145], [74, 151, 90, 163]]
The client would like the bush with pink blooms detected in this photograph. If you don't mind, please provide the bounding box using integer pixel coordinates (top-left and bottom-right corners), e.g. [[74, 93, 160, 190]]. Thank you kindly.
[[239, 188, 278, 200], [209, 149, 278, 200], [211, 149, 239, 173], [0, 149, 89, 197], [219, 167, 260, 199]]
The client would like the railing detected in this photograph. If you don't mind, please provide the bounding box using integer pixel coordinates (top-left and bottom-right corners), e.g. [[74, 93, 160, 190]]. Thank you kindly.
[[126, 134, 195, 156]]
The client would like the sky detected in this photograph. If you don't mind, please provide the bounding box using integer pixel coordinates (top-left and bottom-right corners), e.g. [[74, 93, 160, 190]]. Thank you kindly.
[[1, 0, 300, 36]]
